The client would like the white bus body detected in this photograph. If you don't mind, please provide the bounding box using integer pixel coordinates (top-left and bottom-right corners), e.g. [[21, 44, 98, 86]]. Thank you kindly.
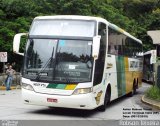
[[13, 15, 143, 110]]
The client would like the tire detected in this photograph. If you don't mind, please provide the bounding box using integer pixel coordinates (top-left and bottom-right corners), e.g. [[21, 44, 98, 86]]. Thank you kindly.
[[128, 80, 136, 97], [48, 106, 55, 109], [98, 89, 110, 111], [133, 82, 137, 95]]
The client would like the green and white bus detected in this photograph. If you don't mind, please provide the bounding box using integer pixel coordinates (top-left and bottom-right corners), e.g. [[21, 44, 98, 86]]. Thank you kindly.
[[13, 15, 143, 111]]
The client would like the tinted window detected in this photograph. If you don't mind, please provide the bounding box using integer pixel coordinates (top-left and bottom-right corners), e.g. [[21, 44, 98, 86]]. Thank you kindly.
[[108, 27, 142, 57]]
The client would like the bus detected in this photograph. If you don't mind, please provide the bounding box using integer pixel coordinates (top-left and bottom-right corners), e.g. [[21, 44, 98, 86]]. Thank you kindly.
[[13, 15, 143, 111], [143, 50, 156, 83]]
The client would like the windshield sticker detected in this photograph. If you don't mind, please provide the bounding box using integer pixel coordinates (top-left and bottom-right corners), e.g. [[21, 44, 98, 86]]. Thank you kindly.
[[59, 40, 65, 46], [69, 65, 76, 69], [53, 39, 58, 42], [88, 42, 92, 45]]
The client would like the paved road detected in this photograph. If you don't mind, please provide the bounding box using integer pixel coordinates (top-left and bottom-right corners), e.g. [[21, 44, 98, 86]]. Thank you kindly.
[[0, 83, 159, 121]]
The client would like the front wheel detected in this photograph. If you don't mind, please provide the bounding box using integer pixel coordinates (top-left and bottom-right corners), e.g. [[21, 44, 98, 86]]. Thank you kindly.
[[98, 89, 110, 111]]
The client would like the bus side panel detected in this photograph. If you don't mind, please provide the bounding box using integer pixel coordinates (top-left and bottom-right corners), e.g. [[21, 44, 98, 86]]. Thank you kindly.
[[126, 58, 143, 93], [124, 57, 134, 94], [116, 57, 142, 96], [105, 54, 118, 101], [116, 56, 126, 97], [133, 64, 143, 88], [108, 56, 143, 98], [138, 71, 143, 87]]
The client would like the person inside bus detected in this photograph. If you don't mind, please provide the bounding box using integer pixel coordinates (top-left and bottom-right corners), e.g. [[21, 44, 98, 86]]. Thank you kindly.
[[109, 44, 118, 55]]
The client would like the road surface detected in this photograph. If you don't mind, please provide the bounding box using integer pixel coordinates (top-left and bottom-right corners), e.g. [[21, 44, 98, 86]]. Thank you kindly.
[[0, 83, 159, 121]]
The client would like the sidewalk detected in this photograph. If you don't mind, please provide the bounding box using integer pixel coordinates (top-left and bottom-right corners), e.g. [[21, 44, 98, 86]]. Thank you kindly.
[[0, 85, 20, 90], [141, 95, 160, 109]]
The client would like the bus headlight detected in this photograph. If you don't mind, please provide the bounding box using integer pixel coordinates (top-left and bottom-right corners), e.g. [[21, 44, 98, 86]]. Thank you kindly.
[[22, 83, 34, 91], [72, 87, 92, 95]]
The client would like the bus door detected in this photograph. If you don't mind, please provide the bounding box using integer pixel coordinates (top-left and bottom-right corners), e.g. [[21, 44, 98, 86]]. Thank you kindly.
[[93, 22, 107, 105]]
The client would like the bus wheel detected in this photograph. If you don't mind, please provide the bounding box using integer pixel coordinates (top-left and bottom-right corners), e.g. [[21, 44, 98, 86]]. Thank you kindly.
[[128, 80, 136, 97], [133, 81, 137, 95], [48, 107, 55, 109], [98, 88, 111, 111]]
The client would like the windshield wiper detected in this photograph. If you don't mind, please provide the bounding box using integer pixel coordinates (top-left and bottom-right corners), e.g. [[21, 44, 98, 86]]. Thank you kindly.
[[36, 46, 55, 80]]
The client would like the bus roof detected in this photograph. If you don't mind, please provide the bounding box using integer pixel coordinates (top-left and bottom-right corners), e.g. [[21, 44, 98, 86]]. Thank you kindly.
[[108, 23, 142, 44], [34, 15, 107, 22], [34, 15, 142, 44]]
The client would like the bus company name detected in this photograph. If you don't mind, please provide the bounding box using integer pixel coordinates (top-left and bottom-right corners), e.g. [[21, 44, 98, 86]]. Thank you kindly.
[[33, 83, 47, 87]]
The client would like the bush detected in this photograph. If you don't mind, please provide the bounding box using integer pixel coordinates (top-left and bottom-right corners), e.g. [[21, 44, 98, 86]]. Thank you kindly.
[[145, 85, 160, 101]]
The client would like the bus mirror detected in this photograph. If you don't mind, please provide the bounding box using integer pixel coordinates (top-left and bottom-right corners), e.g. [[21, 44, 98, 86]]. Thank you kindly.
[[13, 33, 28, 56], [92, 35, 101, 59]]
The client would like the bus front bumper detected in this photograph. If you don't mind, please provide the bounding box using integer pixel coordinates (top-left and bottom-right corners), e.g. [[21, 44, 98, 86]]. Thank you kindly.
[[22, 89, 98, 110]]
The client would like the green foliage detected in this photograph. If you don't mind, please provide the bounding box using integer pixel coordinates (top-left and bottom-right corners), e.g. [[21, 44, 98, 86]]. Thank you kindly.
[[0, 0, 160, 70], [145, 86, 160, 101]]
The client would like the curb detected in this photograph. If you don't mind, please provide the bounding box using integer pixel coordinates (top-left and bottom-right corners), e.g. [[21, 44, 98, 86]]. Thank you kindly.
[[141, 95, 160, 109]]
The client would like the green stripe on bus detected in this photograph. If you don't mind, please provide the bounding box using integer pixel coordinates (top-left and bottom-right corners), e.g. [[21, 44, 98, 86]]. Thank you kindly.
[[47, 83, 78, 90], [56, 84, 66, 89], [47, 84, 58, 88], [47, 83, 66, 89], [116, 56, 126, 97]]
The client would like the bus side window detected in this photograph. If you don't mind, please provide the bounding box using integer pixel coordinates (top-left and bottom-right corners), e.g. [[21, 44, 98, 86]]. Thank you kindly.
[[108, 27, 125, 55], [108, 28, 117, 55], [110, 44, 118, 55]]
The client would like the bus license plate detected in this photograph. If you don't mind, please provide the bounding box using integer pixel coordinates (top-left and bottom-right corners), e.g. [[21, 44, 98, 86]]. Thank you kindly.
[[47, 98, 58, 103]]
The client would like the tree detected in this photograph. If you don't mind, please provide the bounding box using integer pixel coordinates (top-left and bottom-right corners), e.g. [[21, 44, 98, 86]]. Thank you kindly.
[[0, 0, 160, 71]]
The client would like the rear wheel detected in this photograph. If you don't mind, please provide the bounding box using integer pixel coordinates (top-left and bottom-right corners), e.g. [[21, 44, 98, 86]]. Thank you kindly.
[[128, 80, 137, 97], [133, 82, 137, 94]]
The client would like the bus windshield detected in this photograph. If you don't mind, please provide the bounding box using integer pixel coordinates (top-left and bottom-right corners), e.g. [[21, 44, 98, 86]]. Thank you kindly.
[[23, 39, 93, 83]]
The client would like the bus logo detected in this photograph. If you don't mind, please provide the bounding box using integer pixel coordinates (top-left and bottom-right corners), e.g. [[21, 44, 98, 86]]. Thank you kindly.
[[33, 83, 47, 87]]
